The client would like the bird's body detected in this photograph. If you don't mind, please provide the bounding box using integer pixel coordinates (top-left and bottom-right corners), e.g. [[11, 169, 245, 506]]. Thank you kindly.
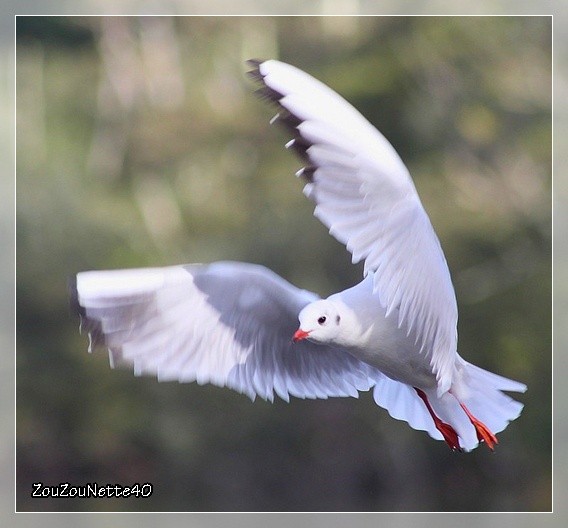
[[320, 275, 437, 390], [71, 59, 526, 452]]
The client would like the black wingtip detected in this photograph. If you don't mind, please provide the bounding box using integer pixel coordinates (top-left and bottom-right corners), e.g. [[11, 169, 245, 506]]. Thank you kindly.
[[68, 275, 83, 318], [285, 137, 311, 162], [254, 85, 284, 104], [246, 58, 286, 107], [278, 111, 302, 129], [247, 57, 313, 165], [245, 59, 264, 80], [67, 274, 106, 348], [296, 166, 317, 183], [246, 58, 264, 69]]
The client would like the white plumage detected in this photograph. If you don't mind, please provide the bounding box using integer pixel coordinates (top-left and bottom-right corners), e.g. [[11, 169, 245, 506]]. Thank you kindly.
[[71, 59, 526, 452]]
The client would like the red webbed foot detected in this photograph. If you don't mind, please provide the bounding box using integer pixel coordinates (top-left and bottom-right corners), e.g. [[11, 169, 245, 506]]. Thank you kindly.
[[458, 402, 498, 451], [436, 421, 463, 452], [414, 388, 463, 452]]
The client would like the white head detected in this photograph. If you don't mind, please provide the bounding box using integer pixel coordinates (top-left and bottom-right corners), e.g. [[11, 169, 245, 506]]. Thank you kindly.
[[293, 299, 342, 345]]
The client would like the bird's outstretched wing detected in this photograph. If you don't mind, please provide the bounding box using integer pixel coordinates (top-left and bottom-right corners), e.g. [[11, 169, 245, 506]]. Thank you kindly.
[[249, 59, 458, 393], [71, 261, 375, 401]]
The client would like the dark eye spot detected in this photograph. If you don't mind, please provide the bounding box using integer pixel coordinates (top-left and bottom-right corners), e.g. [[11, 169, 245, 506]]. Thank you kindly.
[[336, 315, 341, 324], [317, 316, 327, 325]]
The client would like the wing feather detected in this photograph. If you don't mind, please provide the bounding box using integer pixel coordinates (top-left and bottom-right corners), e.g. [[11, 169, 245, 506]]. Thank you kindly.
[[72, 262, 376, 402], [251, 59, 458, 393]]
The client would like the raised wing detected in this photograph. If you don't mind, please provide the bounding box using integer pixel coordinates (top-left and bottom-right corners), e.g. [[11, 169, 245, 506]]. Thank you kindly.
[[249, 59, 458, 393], [71, 261, 375, 402]]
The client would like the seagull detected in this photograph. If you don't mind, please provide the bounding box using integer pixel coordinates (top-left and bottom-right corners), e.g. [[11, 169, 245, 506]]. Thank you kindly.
[[70, 59, 527, 452]]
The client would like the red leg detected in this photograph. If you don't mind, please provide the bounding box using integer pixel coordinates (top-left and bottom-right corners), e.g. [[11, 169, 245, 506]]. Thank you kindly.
[[414, 388, 462, 452], [457, 402, 498, 451]]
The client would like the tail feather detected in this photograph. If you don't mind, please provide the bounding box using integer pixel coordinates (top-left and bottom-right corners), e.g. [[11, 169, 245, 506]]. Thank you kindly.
[[464, 362, 527, 393], [372, 373, 443, 441], [457, 361, 526, 437], [371, 362, 526, 451]]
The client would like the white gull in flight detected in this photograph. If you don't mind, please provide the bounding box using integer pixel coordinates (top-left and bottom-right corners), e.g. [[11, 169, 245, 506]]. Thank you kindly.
[[71, 59, 527, 452]]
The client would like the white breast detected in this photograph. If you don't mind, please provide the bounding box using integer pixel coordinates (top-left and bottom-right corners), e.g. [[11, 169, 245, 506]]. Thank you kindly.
[[330, 276, 440, 389]]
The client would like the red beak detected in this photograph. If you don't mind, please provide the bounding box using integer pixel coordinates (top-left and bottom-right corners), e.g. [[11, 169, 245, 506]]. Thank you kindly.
[[293, 328, 311, 342]]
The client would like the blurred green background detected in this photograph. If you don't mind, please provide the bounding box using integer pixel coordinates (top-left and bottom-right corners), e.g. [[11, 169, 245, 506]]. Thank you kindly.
[[16, 16, 551, 512]]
